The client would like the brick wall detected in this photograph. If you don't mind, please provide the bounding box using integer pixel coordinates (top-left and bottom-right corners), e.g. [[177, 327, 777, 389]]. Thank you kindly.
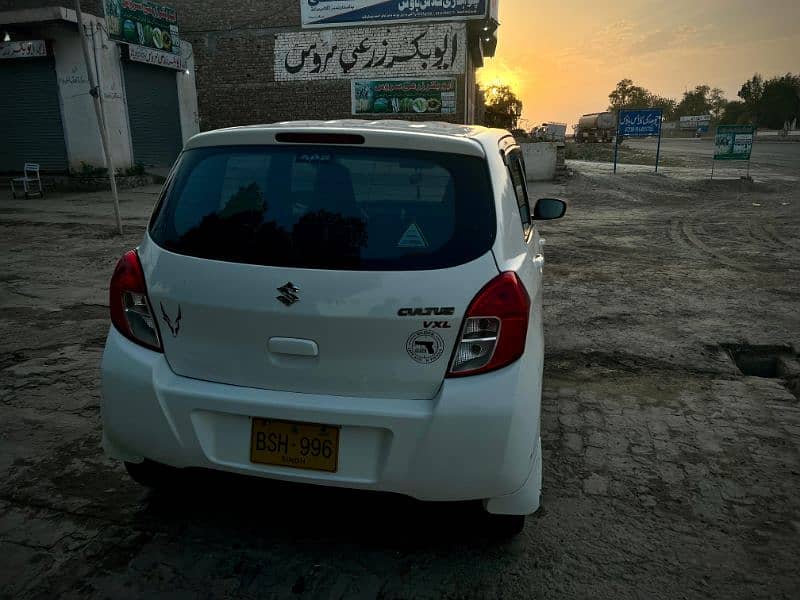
[[0, 1, 103, 15], [170, 0, 472, 131], [174, 0, 298, 33]]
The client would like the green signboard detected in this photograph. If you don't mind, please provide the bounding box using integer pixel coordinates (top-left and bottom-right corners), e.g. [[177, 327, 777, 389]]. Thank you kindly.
[[352, 79, 456, 115], [105, 1, 180, 55], [714, 125, 755, 161]]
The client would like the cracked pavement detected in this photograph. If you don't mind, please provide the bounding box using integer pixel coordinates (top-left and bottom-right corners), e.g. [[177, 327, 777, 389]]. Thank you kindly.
[[1, 164, 799, 598]]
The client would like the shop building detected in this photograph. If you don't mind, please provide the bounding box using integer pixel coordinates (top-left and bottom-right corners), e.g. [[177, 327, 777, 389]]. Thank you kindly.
[[0, 2, 199, 173], [170, 0, 500, 131]]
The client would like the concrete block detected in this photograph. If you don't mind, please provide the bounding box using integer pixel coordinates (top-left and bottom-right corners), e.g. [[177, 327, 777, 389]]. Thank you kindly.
[[521, 142, 558, 181]]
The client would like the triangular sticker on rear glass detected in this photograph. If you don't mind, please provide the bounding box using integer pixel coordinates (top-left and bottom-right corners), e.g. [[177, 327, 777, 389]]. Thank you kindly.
[[398, 223, 429, 248]]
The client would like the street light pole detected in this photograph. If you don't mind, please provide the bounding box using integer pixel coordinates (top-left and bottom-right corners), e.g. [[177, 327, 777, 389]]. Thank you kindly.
[[74, 0, 123, 235]]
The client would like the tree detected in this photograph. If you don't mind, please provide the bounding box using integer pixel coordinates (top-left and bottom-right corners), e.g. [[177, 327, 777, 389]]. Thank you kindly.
[[608, 78, 651, 110], [607, 80, 677, 121], [720, 100, 751, 125], [674, 85, 718, 118], [481, 85, 523, 130], [709, 87, 727, 120], [649, 95, 677, 121], [734, 72, 799, 128], [759, 74, 800, 129], [738, 74, 764, 123]]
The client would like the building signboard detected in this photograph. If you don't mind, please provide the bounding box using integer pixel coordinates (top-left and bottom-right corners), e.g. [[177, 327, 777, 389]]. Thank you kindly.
[[614, 109, 664, 173], [128, 43, 187, 70], [275, 23, 466, 81], [301, 0, 487, 28], [105, 0, 181, 55], [714, 125, 755, 161], [679, 114, 711, 130], [352, 78, 456, 115], [618, 109, 663, 137], [0, 40, 47, 59]]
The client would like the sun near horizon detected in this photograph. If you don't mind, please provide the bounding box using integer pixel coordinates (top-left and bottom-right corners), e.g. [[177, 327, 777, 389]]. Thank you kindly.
[[479, 0, 800, 129]]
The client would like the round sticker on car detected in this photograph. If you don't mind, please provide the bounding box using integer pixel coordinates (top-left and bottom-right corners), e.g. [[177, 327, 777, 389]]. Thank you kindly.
[[406, 329, 445, 365]]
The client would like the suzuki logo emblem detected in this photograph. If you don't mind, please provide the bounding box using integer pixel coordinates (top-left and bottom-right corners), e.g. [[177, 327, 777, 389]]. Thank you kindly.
[[276, 282, 300, 306]]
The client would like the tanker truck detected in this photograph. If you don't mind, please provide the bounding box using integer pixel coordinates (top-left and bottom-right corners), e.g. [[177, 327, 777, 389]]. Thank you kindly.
[[574, 112, 616, 143]]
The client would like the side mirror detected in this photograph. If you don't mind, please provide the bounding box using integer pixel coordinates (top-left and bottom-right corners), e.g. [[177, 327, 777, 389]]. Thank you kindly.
[[533, 198, 567, 220]]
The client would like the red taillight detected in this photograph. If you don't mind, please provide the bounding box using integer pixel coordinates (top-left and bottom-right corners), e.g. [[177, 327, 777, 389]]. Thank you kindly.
[[448, 272, 530, 377], [109, 250, 163, 352]]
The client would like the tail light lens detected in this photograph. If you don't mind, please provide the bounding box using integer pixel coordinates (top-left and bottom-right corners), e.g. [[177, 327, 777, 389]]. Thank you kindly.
[[109, 250, 163, 352], [448, 272, 530, 377]]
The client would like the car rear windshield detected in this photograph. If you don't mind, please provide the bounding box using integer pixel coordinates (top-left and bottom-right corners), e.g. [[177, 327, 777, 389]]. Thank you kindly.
[[149, 144, 495, 270]]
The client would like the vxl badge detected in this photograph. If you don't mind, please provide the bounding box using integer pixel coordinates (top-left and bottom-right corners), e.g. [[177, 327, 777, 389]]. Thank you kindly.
[[276, 282, 301, 306]]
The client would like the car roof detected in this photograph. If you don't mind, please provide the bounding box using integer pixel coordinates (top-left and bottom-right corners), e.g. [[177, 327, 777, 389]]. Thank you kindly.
[[185, 120, 514, 158]]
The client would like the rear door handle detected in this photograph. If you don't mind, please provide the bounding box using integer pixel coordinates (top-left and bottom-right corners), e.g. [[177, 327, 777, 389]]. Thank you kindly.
[[268, 337, 319, 357], [533, 254, 545, 268]]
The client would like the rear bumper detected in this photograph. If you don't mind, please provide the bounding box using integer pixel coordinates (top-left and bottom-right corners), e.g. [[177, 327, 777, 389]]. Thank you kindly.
[[101, 328, 542, 505]]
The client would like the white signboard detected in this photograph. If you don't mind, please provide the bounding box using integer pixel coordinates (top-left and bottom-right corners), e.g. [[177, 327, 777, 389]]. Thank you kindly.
[[129, 43, 187, 70], [733, 133, 753, 155], [0, 40, 47, 59], [301, 0, 487, 28], [275, 22, 466, 81], [679, 114, 711, 130]]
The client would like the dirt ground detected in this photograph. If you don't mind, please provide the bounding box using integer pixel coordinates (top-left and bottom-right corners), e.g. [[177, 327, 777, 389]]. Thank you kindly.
[[566, 137, 800, 176], [1, 161, 799, 598]]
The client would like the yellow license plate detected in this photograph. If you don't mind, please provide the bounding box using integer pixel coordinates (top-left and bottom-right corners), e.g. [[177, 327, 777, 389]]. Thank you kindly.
[[250, 418, 340, 473]]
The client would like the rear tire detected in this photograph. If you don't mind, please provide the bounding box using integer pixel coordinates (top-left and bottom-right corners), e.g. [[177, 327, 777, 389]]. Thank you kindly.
[[486, 513, 526, 537], [124, 460, 178, 489]]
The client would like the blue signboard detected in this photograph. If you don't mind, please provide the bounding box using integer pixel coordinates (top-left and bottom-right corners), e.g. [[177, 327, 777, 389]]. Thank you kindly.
[[614, 108, 664, 174], [618, 109, 663, 137], [301, 0, 488, 28]]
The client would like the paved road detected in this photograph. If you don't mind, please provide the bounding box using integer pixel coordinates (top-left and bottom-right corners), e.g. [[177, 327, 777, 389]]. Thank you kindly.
[[626, 137, 800, 176]]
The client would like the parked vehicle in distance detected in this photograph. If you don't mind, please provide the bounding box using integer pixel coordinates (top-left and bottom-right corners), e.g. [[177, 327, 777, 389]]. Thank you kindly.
[[101, 120, 567, 536], [531, 122, 567, 142], [574, 111, 616, 143]]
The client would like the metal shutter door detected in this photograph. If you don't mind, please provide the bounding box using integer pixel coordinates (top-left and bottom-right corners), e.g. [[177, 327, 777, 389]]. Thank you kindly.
[[123, 61, 183, 167], [0, 58, 68, 172]]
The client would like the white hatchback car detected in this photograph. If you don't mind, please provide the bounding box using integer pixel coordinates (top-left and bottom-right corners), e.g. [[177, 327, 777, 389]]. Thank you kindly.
[[101, 120, 566, 534]]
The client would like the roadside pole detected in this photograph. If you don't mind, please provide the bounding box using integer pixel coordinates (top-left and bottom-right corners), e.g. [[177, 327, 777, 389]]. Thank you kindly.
[[654, 124, 662, 173], [74, 0, 123, 235], [613, 132, 620, 174]]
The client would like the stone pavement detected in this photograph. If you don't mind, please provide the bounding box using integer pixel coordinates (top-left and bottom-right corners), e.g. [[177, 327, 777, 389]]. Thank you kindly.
[[1, 170, 799, 598]]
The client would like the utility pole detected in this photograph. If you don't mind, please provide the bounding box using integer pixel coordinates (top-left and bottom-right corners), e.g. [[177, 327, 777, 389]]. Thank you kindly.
[[74, 0, 123, 235]]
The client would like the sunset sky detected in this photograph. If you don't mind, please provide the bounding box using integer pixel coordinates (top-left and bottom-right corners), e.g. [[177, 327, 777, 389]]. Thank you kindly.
[[477, 0, 800, 129]]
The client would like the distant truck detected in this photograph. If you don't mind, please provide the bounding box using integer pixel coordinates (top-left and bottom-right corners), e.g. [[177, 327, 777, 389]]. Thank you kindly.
[[574, 112, 616, 143], [531, 122, 567, 142]]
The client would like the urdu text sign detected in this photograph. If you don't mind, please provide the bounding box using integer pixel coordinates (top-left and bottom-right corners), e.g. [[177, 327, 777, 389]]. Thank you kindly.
[[275, 23, 466, 81], [714, 125, 755, 161], [0, 40, 47, 59], [352, 79, 456, 115], [105, 0, 181, 55], [301, 0, 487, 28], [618, 109, 663, 137]]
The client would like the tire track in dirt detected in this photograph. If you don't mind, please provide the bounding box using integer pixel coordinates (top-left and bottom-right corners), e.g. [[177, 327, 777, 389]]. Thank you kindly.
[[745, 221, 785, 251], [667, 218, 754, 272], [761, 223, 800, 251]]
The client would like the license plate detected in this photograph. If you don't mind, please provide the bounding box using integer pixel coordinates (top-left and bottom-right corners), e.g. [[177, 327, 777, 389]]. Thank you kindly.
[[250, 418, 340, 473]]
